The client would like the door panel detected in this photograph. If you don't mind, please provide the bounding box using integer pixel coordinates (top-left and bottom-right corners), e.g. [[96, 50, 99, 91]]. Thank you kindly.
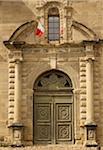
[[34, 95, 73, 144], [34, 96, 53, 144], [57, 104, 72, 122], [55, 103, 73, 143]]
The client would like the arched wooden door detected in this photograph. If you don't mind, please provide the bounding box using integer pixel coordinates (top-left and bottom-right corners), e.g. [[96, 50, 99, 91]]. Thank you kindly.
[[33, 70, 74, 144]]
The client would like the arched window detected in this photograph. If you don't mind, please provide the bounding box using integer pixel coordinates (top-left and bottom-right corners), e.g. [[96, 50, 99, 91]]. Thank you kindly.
[[48, 7, 60, 41]]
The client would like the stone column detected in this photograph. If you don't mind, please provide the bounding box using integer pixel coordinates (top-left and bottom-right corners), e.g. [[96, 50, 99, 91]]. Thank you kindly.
[[9, 51, 24, 147], [84, 42, 98, 147], [86, 57, 94, 124], [14, 60, 21, 123]]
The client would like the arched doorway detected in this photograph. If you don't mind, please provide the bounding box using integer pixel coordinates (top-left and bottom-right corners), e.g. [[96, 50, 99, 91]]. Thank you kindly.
[[33, 70, 74, 144]]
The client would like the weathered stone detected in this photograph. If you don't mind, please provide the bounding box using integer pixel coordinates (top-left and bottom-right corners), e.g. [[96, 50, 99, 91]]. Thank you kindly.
[[1, 0, 103, 148]]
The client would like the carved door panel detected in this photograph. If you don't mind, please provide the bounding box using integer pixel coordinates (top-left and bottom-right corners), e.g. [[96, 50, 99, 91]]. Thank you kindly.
[[34, 96, 53, 144], [54, 96, 73, 144], [34, 95, 73, 144]]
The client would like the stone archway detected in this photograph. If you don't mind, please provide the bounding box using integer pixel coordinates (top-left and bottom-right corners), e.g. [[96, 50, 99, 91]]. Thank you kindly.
[[33, 70, 74, 144]]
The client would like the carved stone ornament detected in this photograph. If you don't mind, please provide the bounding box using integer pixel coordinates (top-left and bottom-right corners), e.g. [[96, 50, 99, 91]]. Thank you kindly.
[[8, 123, 24, 147], [35, 71, 72, 89], [84, 124, 98, 147], [88, 129, 95, 140]]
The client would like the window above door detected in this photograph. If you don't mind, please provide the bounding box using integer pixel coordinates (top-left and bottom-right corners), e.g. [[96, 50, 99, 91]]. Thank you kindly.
[[48, 7, 60, 42]]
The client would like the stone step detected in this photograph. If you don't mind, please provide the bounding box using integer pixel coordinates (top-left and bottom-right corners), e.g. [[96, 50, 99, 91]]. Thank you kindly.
[[0, 145, 98, 150]]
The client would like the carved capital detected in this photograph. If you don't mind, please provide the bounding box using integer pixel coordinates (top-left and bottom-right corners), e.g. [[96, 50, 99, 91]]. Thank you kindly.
[[13, 51, 23, 62], [85, 56, 95, 62], [83, 40, 95, 52], [8, 51, 23, 63], [85, 44, 94, 52]]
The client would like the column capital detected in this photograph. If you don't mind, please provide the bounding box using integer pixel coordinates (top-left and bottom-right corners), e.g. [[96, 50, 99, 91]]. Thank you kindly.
[[85, 43, 95, 61], [13, 51, 23, 63], [85, 44, 94, 52], [83, 40, 96, 51], [8, 50, 23, 63], [85, 56, 95, 62]]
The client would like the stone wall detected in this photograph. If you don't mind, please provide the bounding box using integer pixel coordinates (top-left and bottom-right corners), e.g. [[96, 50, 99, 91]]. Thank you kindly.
[[0, 61, 8, 140], [99, 46, 103, 145]]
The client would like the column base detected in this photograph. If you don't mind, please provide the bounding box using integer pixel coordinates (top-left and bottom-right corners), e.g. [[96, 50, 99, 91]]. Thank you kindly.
[[84, 141, 98, 147], [8, 122, 24, 147], [84, 122, 98, 147]]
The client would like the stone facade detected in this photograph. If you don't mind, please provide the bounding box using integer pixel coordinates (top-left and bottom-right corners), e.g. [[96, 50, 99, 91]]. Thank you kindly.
[[1, 0, 103, 149]]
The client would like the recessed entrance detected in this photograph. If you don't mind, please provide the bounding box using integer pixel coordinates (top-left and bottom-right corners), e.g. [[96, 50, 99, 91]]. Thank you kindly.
[[33, 70, 74, 144]]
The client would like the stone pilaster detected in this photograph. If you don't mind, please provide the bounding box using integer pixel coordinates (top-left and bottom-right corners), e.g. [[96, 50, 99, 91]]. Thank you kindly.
[[84, 42, 98, 147], [9, 50, 24, 147], [8, 58, 15, 125], [65, 0, 73, 43], [80, 57, 86, 126], [73, 89, 81, 144]]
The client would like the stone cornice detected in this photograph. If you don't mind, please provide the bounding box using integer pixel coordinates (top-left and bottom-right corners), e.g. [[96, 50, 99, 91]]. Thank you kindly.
[[83, 39, 103, 45], [3, 41, 25, 51], [3, 39, 103, 56], [4, 40, 84, 50]]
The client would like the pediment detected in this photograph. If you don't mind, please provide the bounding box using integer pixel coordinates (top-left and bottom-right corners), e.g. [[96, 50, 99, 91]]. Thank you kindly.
[[72, 21, 97, 41], [5, 19, 98, 46], [9, 21, 38, 42], [5, 0, 98, 47]]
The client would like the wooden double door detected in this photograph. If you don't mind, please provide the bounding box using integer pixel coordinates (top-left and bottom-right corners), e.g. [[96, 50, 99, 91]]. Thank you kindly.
[[34, 94, 74, 144]]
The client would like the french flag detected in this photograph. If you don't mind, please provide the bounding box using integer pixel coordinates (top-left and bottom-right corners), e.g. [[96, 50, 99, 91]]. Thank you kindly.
[[35, 22, 44, 37]]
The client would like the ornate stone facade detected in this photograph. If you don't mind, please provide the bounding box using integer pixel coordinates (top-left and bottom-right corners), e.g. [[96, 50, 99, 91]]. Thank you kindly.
[[0, 0, 103, 149]]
